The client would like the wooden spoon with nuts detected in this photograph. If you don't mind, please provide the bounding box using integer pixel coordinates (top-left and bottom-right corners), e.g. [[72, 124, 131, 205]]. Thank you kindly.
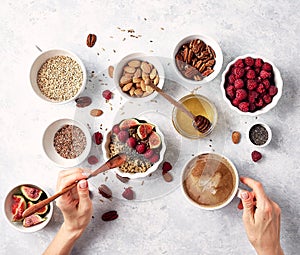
[[147, 83, 211, 133]]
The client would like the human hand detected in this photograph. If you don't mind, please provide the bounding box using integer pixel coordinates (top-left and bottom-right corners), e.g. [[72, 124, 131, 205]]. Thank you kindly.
[[239, 176, 284, 255], [56, 168, 93, 237]]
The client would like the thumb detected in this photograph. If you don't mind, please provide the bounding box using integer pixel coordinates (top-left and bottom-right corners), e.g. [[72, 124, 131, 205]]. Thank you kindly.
[[240, 190, 254, 222], [77, 180, 91, 209]]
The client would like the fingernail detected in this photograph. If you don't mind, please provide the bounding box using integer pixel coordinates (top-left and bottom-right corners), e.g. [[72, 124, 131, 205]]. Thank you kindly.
[[79, 180, 87, 189], [241, 191, 249, 200]]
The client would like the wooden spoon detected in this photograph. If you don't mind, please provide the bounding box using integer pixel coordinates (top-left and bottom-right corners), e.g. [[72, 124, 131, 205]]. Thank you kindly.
[[148, 83, 212, 133], [22, 153, 126, 218]]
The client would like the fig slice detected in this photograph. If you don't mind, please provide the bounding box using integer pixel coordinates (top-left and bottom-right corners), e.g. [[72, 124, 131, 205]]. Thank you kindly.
[[27, 201, 48, 215], [149, 131, 161, 149], [23, 214, 45, 227], [137, 123, 155, 139], [119, 118, 140, 130], [11, 195, 26, 222], [20, 185, 43, 202]]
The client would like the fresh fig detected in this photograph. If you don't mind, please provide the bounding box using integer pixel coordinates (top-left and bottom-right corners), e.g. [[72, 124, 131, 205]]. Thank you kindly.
[[137, 123, 154, 139], [23, 214, 45, 227], [119, 118, 140, 130], [27, 201, 49, 215], [11, 195, 26, 222], [20, 185, 43, 201], [148, 131, 161, 149]]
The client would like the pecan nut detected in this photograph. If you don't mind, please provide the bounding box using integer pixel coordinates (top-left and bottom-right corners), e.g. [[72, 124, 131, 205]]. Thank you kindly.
[[98, 184, 112, 199], [75, 96, 92, 108], [101, 210, 118, 221], [86, 34, 97, 47]]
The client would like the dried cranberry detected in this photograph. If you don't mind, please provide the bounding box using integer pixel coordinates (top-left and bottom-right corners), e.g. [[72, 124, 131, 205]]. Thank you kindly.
[[93, 131, 103, 145], [102, 90, 113, 100], [122, 187, 134, 200]]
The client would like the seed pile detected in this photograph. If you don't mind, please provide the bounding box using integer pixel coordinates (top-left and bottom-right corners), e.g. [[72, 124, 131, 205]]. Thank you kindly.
[[37, 56, 83, 102], [53, 124, 86, 159]]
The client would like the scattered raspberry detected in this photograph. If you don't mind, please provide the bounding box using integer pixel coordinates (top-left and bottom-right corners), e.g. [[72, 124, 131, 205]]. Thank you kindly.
[[245, 57, 254, 66], [262, 62, 273, 71], [238, 102, 249, 112], [234, 59, 244, 68], [234, 79, 244, 89], [102, 90, 113, 100], [88, 155, 99, 165], [256, 84, 266, 94], [136, 143, 146, 154], [269, 86, 278, 96], [260, 70, 271, 79], [122, 187, 134, 200], [254, 58, 263, 67], [117, 130, 129, 143], [255, 98, 264, 107], [262, 79, 270, 89], [112, 124, 120, 134], [247, 79, 258, 90], [251, 150, 262, 162], [263, 94, 272, 104], [162, 162, 172, 173], [232, 98, 240, 107], [93, 131, 103, 145], [144, 149, 154, 159], [149, 153, 160, 163], [127, 137, 137, 148], [236, 89, 248, 101], [226, 85, 236, 98], [233, 67, 245, 79], [246, 69, 256, 79], [228, 74, 236, 84]]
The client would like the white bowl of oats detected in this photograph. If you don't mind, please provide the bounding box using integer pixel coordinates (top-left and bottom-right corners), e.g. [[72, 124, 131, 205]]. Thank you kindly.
[[103, 118, 166, 179], [43, 118, 92, 167], [30, 49, 87, 104]]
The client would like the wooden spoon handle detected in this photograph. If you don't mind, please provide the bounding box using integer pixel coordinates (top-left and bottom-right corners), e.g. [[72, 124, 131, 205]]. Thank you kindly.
[[148, 83, 195, 119], [22, 182, 78, 218]]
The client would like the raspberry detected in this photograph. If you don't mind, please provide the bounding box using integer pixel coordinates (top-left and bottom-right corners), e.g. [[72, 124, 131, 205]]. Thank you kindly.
[[232, 98, 240, 107], [245, 57, 254, 66], [238, 102, 249, 112], [228, 74, 236, 84], [256, 84, 266, 94], [251, 150, 262, 162], [234, 79, 244, 89], [262, 62, 273, 71], [254, 58, 263, 67], [246, 69, 256, 79], [260, 70, 271, 79], [136, 143, 146, 154], [236, 89, 248, 101], [144, 149, 154, 159], [226, 85, 236, 98], [102, 90, 113, 100], [263, 94, 272, 104], [269, 86, 278, 96], [248, 91, 258, 103], [245, 66, 251, 72], [149, 153, 160, 163], [234, 59, 244, 68], [247, 79, 258, 90], [249, 103, 256, 112], [255, 98, 264, 107], [112, 124, 120, 134], [254, 67, 261, 74], [262, 79, 270, 89], [117, 130, 129, 143], [233, 68, 245, 79], [162, 162, 172, 173], [127, 137, 137, 148], [93, 132, 103, 145]]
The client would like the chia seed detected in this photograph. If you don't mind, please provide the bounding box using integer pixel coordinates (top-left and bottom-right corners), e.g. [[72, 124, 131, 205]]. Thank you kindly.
[[249, 124, 268, 146]]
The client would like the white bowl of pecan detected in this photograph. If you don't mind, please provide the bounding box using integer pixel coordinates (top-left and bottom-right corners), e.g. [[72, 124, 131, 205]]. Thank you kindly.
[[173, 34, 223, 84], [113, 53, 165, 102], [220, 54, 283, 116], [42, 118, 92, 167], [30, 49, 87, 104], [103, 118, 166, 179]]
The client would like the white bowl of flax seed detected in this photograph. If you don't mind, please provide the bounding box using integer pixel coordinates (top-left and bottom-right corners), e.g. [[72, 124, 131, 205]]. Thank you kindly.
[[30, 49, 87, 104]]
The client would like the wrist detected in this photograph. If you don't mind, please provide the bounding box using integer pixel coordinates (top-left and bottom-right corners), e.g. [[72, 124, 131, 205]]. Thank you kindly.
[[61, 222, 84, 241], [256, 244, 284, 255]]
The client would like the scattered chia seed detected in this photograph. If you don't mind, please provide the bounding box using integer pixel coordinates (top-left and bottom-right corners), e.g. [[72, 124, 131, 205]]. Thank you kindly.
[[249, 124, 268, 146]]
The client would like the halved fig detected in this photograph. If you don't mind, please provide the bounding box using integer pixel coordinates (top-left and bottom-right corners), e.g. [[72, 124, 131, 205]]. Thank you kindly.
[[23, 214, 45, 227], [119, 118, 140, 130], [149, 131, 161, 149], [137, 123, 155, 139], [27, 201, 49, 215], [11, 195, 26, 222], [20, 185, 43, 202]]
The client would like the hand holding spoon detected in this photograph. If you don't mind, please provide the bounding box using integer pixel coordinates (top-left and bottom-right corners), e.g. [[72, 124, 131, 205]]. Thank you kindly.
[[22, 153, 126, 218], [147, 83, 212, 133]]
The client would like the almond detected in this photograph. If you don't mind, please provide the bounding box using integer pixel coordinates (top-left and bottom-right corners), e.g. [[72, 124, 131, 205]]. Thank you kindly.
[[232, 131, 241, 144], [141, 61, 151, 74], [122, 82, 133, 92], [128, 60, 141, 68], [124, 66, 136, 74], [90, 109, 103, 117], [108, 65, 114, 78]]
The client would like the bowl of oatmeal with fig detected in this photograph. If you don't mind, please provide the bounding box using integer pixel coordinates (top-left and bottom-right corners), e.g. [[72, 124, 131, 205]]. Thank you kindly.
[[103, 118, 166, 179], [43, 118, 91, 167], [30, 49, 87, 104]]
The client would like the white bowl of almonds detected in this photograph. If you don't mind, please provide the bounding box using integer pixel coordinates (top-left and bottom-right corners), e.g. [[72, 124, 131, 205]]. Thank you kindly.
[[113, 53, 165, 102], [30, 49, 87, 104]]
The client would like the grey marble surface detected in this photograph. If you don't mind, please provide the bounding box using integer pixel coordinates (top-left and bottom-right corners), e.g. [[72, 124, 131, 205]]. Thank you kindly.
[[0, 0, 299, 254]]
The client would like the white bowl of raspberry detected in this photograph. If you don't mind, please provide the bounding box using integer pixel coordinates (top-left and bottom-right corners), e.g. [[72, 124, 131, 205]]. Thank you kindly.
[[220, 54, 283, 115], [102, 118, 166, 179]]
